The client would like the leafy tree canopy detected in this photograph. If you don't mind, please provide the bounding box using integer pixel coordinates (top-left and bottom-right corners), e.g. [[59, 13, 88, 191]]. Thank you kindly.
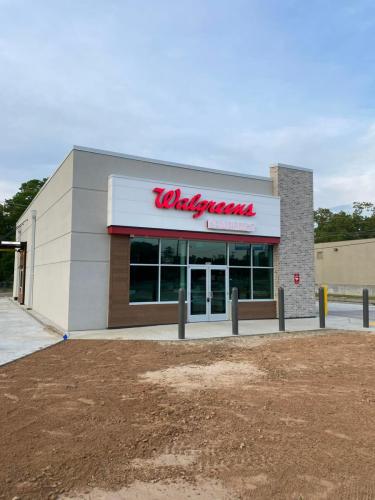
[[0, 178, 47, 286], [314, 202, 375, 243]]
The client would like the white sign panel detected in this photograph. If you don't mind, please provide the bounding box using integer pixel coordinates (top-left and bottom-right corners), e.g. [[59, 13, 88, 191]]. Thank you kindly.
[[108, 175, 280, 237], [206, 220, 256, 232]]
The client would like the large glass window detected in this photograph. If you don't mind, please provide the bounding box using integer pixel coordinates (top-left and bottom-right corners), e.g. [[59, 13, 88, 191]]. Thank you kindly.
[[229, 268, 251, 300], [189, 241, 226, 265], [229, 243, 273, 300], [129, 238, 274, 303], [161, 239, 187, 265], [130, 266, 158, 302], [253, 244, 273, 267], [130, 237, 159, 264], [130, 237, 187, 303], [160, 266, 187, 301], [229, 243, 251, 266], [253, 268, 273, 299]]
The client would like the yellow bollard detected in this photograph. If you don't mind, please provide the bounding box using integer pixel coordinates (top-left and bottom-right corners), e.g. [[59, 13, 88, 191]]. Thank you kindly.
[[323, 285, 328, 316]]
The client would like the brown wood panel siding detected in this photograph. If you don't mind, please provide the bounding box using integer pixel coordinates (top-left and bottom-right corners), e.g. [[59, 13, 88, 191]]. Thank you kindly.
[[238, 301, 276, 320], [108, 235, 276, 327]]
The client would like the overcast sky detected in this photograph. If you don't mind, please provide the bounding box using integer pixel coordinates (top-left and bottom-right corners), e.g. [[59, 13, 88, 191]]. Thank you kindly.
[[1, 0, 375, 208]]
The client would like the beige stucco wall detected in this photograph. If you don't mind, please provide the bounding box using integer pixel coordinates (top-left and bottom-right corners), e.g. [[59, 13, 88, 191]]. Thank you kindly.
[[315, 239, 375, 295], [14, 152, 74, 330]]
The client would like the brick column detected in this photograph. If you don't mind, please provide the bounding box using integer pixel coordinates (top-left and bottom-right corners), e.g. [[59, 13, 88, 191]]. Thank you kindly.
[[270, 164, 315, 318]]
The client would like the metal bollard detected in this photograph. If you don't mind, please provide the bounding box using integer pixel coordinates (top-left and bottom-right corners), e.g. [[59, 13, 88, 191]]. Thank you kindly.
[[231, 287, 239, 335], [363, 288, 369, 328], [319, 287, 325, 328], [278, 287, 285, 331], [323, 285, 328, 316], [178, 288, 185, 339]]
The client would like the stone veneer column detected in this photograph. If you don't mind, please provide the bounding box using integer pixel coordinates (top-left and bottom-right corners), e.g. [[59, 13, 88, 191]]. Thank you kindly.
[[270, 164, 315, 318]]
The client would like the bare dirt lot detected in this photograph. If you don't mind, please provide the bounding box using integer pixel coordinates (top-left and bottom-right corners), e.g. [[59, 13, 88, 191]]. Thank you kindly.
[[1, 331, 375, 499]]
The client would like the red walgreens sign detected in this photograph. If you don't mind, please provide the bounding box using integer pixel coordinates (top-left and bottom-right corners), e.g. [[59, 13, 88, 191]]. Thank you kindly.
[[153, 187, 256, 220]]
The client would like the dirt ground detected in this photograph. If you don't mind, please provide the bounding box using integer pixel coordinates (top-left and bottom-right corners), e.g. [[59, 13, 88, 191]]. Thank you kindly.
[[1, 330, 375, 499]]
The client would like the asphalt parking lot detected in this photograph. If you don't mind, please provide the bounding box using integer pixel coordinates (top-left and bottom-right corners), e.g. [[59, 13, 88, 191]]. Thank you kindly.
[[327, 301, 375, 322]]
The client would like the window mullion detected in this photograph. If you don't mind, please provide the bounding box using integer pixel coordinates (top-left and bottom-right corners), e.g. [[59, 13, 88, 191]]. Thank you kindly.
[[158, 239, 161, 302], [251, 243, 253, 300]]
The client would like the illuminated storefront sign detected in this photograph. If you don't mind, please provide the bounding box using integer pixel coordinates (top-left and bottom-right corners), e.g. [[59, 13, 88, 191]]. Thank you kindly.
[[152, 187, 256, 219], [107, 175, 280, 237]]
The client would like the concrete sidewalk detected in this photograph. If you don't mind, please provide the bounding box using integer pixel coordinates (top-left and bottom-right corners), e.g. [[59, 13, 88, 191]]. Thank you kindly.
[[3, 298, 374, 356], [70, 313, 375, 341], [0, 298, 61, 365]]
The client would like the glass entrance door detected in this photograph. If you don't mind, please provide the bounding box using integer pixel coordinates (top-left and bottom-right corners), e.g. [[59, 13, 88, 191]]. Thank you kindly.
[[210, 269, 227, 319], [189, 267, 208, 322], [188, 266, 228, 322]]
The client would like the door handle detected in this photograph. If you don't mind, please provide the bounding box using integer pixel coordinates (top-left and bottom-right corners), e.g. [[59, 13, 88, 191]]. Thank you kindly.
[[207, 297, 210, 303]]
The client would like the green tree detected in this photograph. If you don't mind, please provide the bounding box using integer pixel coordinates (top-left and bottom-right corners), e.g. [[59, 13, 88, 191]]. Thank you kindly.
[[0, 178, 47, 287], [314, 202, 375, 243]]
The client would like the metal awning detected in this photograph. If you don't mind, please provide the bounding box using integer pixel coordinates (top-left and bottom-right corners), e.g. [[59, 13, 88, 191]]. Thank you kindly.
[[0, 241, 26, 250]]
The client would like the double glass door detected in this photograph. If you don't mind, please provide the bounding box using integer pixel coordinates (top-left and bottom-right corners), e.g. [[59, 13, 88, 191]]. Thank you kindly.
[[188, 266, 228, 322]]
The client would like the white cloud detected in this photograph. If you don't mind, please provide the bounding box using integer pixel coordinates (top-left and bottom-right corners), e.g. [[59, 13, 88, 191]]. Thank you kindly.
[[316, 170, 375, 208], [0, 180, 19, 202], [1, 2, 375, 211], [189, 117, 375, 208], [236, 117, 354, 151], [190, 115, 358, 170], [313, 120, 375, 207]]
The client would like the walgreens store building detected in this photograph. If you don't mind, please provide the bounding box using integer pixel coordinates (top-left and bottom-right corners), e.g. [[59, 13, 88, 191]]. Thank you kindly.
[[14, 146, 315, 332]]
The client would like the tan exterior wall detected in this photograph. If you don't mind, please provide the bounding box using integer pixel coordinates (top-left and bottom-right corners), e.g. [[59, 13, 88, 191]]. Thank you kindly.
[[14, 152, 74, 330], [315, 239, 375, 295]]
